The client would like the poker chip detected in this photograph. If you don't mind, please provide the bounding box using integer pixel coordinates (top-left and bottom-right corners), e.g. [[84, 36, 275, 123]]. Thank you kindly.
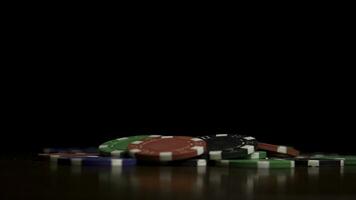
[[308, 154, 356, 166], [217, 159, 295, 169], [38, 152, 99, 161], [293, 158, 344, 167], [43, 147, 98, 154], [310, 154, 356, 160], [139, 159, 208, 167], [99, 135, 161, 157], [128, 136, 206, 161], [257, 142, 300, 157], [56, 157, 137, 167], [198, 150, 266, 160], [170, 159, 207, 167], [199, 134, 257, 160], [35, 133, 352, 169], [39, 152, 136, 167]]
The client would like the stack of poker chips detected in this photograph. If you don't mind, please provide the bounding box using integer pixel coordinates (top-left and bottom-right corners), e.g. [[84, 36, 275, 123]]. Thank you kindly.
[[38, 134, 355, 168]]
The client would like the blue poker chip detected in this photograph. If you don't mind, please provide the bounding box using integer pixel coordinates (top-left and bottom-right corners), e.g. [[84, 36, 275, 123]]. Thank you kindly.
[[43, 147, 98, 153], [54, 156, 137, 167]]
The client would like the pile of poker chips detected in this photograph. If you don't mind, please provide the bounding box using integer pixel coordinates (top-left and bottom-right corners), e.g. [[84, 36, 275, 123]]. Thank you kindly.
[[38, 134, 356, 169]]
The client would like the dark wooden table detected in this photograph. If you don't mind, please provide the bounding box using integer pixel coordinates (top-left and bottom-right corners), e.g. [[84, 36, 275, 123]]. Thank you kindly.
[[1, 156, 356, 200]]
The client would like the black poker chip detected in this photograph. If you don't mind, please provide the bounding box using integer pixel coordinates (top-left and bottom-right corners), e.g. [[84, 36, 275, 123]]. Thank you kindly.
[[198, 134, 257, 160], [137, 159, 208, 167], [272, 157, 345, 167], [294, 158, 344, 167]]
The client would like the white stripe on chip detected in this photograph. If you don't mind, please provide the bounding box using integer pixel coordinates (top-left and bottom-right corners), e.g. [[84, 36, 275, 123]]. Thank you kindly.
[[71, 158, 83, 166], [149, 135, 161, 137], [244, 136, 255, 140], [277, 146, 287, 154], [197, 159, 207, 167], [112, 159, 123, 166], [129, 149, 141, 155], [250, 152, 259, 159], [191, 138, 204, 142], [308, 160, 320, 167], [160, 152, 173, 161], [111, 150, 124, 156], [131, 141, 143, 145], [216, 134, 228, 137], [117, 137, 128, 141], [242, 145, 255, 154], [191, 146, 204, 155], [161, 136, 174, 139], [210, 151, 222, 160], [258, 161, 270, 168]]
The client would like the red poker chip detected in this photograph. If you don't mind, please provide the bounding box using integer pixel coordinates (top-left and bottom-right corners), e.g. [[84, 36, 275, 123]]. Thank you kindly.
[[128, 136, 206, 161], [257, 142, 300, 157]]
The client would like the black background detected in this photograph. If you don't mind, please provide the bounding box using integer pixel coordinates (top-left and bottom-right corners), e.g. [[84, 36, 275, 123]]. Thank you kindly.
[[4, 107, 355, 154], [3, 66, 355, 155], [2, 12, 355, 155], [3, 76, 355, 155]]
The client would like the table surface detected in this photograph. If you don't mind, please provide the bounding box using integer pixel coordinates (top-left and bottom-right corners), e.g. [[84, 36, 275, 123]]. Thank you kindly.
[[1, 156, 356, 200]]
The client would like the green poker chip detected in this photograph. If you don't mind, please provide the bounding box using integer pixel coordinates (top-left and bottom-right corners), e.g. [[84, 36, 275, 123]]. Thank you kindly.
[[217, 159, 295, 169], [99, 135, 160, 157]]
